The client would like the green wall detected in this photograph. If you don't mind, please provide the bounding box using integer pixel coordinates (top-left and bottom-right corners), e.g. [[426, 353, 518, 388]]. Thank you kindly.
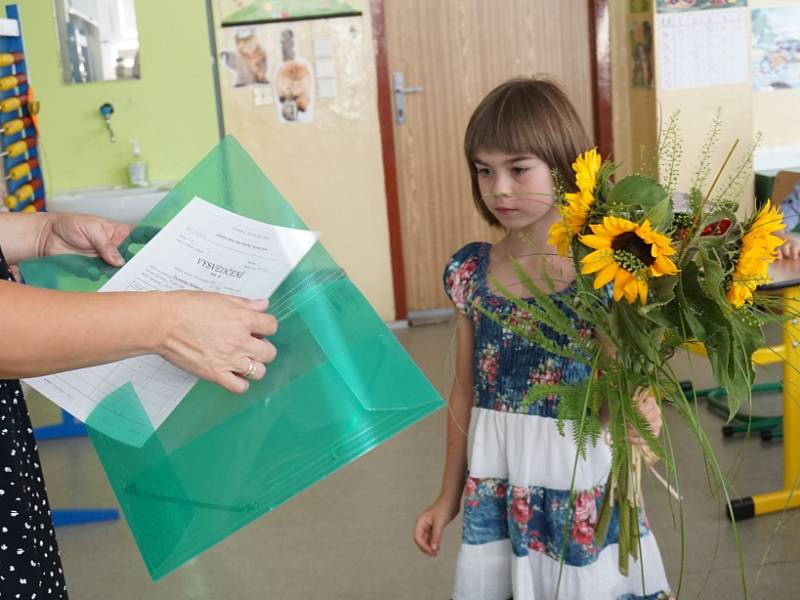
[[10, 0, 220, 193]]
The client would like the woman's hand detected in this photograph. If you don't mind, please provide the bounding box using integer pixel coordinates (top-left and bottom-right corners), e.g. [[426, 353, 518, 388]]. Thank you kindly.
[[156, 293, 278, 394], [39, 213, 132, 266], [775, 230, 800, 261], [414, 494, 461, 557], [627, 387, 662, 446]]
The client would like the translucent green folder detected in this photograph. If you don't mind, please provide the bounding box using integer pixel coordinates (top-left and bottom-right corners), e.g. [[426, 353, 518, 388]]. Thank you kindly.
[[20, 137, 444, 580]]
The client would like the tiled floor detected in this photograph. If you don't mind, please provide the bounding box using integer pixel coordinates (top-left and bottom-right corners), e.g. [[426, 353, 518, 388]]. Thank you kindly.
[[25, 320, 800, 599]]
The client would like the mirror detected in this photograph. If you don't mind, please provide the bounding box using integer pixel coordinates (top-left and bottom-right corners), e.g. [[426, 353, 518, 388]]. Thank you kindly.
[[54, 0, 141, 84]]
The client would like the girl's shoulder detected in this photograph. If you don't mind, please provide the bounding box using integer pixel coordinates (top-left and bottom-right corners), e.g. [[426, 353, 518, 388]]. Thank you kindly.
[[443, 242, 490, 314], [447, 242, 489, 268]]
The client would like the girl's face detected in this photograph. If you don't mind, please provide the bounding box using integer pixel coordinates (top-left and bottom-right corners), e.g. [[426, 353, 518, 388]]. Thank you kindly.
[[473, 150, 557, 231]]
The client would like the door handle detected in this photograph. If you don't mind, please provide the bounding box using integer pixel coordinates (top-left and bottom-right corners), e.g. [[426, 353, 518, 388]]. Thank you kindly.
[[393, 72, 423, 125], [395, 85, 424, 94]]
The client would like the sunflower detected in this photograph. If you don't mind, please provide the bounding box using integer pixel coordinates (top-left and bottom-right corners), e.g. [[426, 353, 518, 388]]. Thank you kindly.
[[580, 216, 678, 304], [726, 200, 785, 309], [548, 148, 602, 256]]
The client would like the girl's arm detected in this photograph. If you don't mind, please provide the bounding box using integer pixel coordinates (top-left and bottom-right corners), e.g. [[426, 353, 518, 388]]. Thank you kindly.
[[414, 312, 474, 557], [438, 313, 475, 505]]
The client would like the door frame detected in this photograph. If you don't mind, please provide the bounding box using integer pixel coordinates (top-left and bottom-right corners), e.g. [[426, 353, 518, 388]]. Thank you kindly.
[[371, 0, 613, 321]]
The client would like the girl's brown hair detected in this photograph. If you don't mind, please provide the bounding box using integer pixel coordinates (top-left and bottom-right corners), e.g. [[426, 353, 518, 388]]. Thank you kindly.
[[464, 77, 592, 227]]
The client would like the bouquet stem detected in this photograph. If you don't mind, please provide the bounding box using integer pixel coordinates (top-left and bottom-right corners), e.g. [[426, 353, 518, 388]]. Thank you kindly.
[[595, 448, 652, 576]]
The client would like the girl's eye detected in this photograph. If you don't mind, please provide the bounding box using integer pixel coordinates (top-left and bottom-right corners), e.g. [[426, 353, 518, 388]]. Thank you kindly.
[[476, 168, 491, 177], [512, 166, 530, 176]]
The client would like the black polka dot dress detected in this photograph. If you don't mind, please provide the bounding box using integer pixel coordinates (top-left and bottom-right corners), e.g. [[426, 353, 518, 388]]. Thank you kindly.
[[0, 244, 68, 599]]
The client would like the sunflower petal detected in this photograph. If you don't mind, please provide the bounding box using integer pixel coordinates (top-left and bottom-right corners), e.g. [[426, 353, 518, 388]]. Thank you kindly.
[[623, 277, 639, 303], [580, 234, 612, 250], [613, 269, 632, 302], [651, 255, 679, 277], [594, 262, 619, 289], [637, 278, 648, 304]]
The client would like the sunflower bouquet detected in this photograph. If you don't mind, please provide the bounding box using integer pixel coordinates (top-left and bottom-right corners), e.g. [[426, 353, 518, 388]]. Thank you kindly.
[[486, 119, 787, 579]]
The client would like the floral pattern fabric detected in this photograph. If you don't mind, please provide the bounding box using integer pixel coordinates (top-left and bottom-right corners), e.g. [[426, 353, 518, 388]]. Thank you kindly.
[[444, 243, 594, 419], [0, 243, 68, 599]]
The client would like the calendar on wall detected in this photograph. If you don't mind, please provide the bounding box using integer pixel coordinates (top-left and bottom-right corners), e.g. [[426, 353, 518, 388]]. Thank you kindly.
[[657, 7, 749, 91]]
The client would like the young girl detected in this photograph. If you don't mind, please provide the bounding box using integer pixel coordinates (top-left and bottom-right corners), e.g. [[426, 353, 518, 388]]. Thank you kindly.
[[413, 78, 672, 599]]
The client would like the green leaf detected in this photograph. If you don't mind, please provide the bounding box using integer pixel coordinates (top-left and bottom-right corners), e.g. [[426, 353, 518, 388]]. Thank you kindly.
[[608, 175, 670, 213], [645, 195, 674, 231], [610, 303, 661, 364], [595, 160, 618, 203], [641, 275, 679, 316], [618, 490, 630, 576], [697, 246, 729, 303], [522, 383, 578, 408], [594, 472, 614, 546], [676, 262, 763, 415]]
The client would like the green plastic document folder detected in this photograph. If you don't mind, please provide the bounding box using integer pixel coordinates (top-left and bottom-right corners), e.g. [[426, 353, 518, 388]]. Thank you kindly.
[[20, 137, 444, 580]]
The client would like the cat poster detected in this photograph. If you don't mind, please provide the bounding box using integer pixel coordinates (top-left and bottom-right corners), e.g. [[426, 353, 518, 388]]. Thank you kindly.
[[221, 27, 269, 87], [275, 29, 315, 123]]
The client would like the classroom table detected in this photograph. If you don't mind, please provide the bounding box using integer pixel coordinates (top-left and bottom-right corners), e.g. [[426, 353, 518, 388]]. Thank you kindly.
[[728, 257, 800, 520]]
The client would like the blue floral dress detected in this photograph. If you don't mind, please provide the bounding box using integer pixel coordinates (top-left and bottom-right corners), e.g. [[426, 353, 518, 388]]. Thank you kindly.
[[445, 242, 670, 600]]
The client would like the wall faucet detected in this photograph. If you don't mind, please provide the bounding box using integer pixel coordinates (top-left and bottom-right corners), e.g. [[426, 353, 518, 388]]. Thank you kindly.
[[99, 102, 116, 142]]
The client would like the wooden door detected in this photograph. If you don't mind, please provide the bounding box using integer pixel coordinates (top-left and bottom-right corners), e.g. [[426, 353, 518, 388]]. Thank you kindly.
[[383, 0, 596, 314]]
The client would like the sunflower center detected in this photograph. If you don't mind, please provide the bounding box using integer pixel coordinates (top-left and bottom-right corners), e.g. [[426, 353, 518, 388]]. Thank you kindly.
[[611, 231, 655, 271]]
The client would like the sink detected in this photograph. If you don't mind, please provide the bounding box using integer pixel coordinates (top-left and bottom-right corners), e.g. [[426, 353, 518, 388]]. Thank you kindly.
[[48, 184, 174, 224]]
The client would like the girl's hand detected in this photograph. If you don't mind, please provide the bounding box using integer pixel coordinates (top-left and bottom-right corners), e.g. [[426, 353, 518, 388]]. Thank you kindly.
[[414, 494, 460, 557], [627, 387, 662, 446], [156, 293, 278, 394], [39, 213, 132, 266]]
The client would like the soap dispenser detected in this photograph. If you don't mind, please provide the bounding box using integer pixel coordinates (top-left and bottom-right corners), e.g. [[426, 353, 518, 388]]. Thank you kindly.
[[128, 139, 149, 187]]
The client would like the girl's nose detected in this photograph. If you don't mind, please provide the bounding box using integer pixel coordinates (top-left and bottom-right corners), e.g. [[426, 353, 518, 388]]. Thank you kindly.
[[490, 175, 511, 197]]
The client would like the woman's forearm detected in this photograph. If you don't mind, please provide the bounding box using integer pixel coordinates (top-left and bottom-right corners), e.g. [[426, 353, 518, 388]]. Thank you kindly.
[[0, 213, 52, 264], [0, 280, 163, 379]]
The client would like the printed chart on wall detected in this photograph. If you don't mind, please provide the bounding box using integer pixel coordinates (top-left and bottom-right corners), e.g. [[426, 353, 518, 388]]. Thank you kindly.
[[657, 5, 748, 90], [656, 0, 747, 12], [752, 6, 800, 92], [220, 0, 362, 26]]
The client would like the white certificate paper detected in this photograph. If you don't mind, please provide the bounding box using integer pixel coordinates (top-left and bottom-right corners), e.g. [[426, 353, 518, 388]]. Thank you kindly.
[[25, 197, 318, 444]]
